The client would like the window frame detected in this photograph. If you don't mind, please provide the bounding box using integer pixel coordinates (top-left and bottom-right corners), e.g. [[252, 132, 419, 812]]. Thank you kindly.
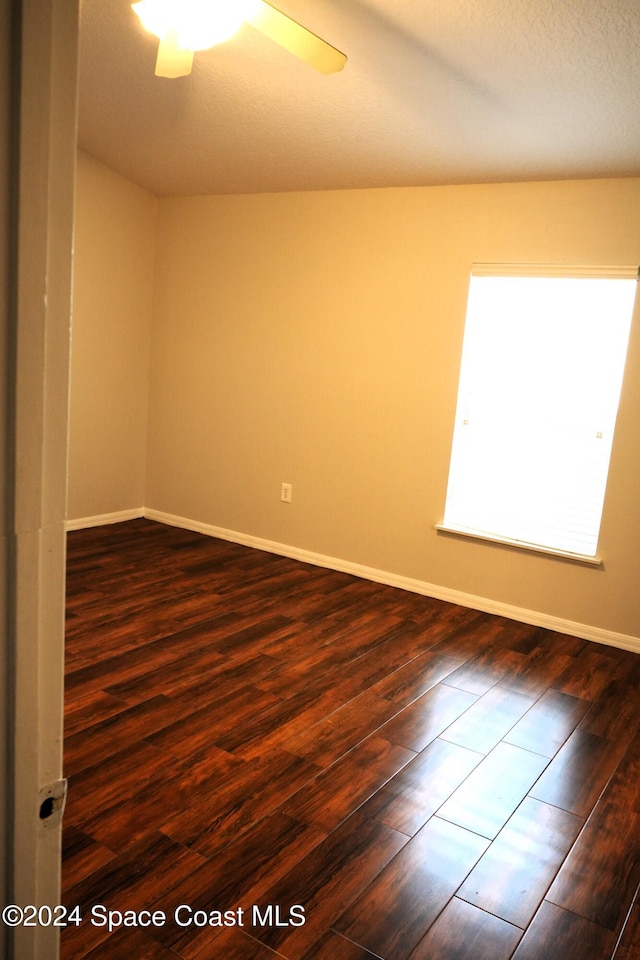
[[437, 263, 639, 565]]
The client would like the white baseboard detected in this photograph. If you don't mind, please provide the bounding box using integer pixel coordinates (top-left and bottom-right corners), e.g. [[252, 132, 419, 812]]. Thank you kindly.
[[65, 508, 144, 531], [143, 508, 640, 655]]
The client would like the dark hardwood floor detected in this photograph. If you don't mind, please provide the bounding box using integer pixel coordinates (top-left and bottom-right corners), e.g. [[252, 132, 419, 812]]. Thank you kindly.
[[62, 519, 640, 959]]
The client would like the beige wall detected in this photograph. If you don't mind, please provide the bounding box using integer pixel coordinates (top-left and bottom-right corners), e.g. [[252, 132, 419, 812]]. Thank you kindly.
[[145, 178, 640, 640], [67, 151, 156, 520]]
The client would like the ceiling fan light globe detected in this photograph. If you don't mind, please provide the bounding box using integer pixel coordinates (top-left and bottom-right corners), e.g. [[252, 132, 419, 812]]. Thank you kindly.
[[132, 0, 174, 40], [132, 0, 260, 51]]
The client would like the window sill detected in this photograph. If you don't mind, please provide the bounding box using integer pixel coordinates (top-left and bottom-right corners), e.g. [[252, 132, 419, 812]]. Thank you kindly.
[[434, 524, 603, 566]]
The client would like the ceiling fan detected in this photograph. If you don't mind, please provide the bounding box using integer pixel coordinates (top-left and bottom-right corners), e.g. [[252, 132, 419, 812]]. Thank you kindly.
[[132, 0, 347, 78]]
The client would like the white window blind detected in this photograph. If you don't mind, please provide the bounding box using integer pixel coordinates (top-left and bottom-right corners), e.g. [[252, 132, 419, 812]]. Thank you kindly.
[[442, 264, 638, 560]]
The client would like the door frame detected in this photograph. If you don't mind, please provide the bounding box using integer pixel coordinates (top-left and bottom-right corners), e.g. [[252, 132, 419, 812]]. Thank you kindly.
[[6, 1, 78, 957]]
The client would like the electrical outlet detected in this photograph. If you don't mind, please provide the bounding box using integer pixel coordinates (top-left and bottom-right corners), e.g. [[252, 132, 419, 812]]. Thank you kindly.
[[281, 482, 292, 503]]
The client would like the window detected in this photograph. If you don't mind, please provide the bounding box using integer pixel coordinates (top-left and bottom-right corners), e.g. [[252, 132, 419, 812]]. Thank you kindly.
[[440, 264, 638, 561]]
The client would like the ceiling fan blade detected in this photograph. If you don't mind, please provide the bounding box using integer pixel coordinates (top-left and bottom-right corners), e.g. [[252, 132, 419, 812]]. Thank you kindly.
[[155, 30, 194, 78], [248, 1, 347, 74]]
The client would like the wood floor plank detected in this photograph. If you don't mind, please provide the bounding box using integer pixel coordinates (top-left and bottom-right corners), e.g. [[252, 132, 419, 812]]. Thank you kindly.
[[376, 683, 478, 752], [530, 728, 627, 817], [61, 827, 117, 895], [143, 686, 281, 758], [441, 645, 526, 695], [509, 901, 615, 960], [235, 690, 347, 761], [333, 816, 489, 960], [369, 651, 463, 706], [498, 646, 576, 697], [73, 745, 248, 853], [327, 624, 455, 701], [61, 832, 206, 960], [359, 737, 482, 836], [64, 695, 202, 775], [437, 742, 549, 840], [527, 630, 587, 658], [249, 813, 408, 959], [457, 795, 583, 927], [62, 520, 640, 960], [503, 688, 591, 758], [102, 645, 227, 704], [160, 748, 322, 858], [552, 645, 624, 701], [428, 614, 536, 660], [82, 928, 184, 960], [63, 690, 130, 737], [299, 930, 381, 960], [64, 740, 181, 827], [214, 688, 356, 757], [66, 612, 243, 687], [284, 691, 400, 767], [251, 619, 409, 697], [191, 614, 297, 660], [149, 811, 325, 955], [440, 685, 535, 754], [614, 902, 640, 960], [172, 653, 283, 710], [546, 738, 640, 932], [66, 592, 236, 667], [65, 642, 191, 703], [282, 736, 415, 832], [407, 896, 522, 960], [579, 664, 640, 743], [408, 601, 485, 636], [251, 655, 351, 702], [252, 615, 336, 656], [178, 927, 286, 959]]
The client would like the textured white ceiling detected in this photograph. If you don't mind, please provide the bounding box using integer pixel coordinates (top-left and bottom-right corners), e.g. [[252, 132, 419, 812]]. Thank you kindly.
[[78, 0, 640, 196]]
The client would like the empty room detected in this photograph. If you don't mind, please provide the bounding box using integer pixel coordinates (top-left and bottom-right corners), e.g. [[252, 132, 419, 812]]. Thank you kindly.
[[7, 1, 640, 959]]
